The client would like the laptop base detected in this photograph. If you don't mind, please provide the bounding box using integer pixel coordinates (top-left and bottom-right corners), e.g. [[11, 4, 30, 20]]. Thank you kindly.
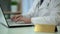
[[8, 25, 34, 28]]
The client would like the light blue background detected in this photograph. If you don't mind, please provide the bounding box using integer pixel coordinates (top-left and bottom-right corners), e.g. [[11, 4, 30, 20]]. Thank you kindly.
[[22, 0, 34, 14]]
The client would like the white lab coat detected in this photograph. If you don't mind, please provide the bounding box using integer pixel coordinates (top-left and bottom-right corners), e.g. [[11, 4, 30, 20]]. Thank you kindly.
[[22, 0, 60, 25]]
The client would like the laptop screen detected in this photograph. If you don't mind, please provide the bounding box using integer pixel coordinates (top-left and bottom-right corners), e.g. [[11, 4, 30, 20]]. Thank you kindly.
[[0, 8, 8, 26]]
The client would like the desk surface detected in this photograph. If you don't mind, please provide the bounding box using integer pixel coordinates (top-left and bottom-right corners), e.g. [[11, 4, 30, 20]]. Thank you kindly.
[[0, 24, 60, 34]]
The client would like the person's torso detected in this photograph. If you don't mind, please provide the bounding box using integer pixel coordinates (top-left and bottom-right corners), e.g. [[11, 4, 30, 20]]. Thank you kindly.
[[32, 0, 60, 17]]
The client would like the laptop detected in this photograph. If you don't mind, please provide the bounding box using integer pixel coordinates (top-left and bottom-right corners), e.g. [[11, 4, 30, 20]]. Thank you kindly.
[[0, 8, 33, 28]]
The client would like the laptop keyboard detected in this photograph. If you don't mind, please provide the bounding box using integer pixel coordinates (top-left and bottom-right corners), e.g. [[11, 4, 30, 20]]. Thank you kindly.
[[15, 21, 25, 24], [7, 19, 25, 24]]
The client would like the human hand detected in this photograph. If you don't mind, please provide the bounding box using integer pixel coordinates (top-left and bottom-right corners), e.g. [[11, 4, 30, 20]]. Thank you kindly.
[[11, 15, 23, 22], [20, 18, 31, 24], [11, 15, 31, 24]]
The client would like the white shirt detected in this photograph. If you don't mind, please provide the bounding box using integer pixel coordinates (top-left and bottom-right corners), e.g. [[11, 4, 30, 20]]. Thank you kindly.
[[22, 0, 60, 25]]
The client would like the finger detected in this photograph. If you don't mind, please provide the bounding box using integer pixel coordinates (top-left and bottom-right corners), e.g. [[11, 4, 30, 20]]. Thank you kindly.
[[14, 15, 20, 19], [11, 15, 20, 20], [15, 17, 23, 22], [11, 17, 15, 21], [15, 15, 23, 20], [11, 15, 22, 22]]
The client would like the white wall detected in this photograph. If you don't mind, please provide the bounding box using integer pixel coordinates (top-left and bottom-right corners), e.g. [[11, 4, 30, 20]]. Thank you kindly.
[[22, 0, 34, 14]]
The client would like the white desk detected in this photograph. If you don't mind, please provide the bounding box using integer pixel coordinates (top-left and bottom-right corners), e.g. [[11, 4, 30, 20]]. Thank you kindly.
[[0, 7, 60, 34], [0, 24, 60, 34]]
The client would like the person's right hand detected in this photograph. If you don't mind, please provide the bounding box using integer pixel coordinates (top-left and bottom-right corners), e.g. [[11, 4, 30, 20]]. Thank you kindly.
[[11, 15, 23, 22]]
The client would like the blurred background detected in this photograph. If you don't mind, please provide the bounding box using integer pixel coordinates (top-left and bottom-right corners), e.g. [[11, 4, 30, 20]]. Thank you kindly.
[[0, 0, 34, 19]]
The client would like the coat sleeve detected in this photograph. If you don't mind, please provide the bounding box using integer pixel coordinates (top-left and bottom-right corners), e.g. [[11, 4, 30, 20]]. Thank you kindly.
[[31, 16, 57, 25], [22, 0, 41, 18], [31, 3, 60, 25]]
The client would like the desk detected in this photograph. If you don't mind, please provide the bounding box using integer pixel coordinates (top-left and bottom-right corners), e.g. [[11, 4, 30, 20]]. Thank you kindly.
[[0, 23, 60, 34]]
